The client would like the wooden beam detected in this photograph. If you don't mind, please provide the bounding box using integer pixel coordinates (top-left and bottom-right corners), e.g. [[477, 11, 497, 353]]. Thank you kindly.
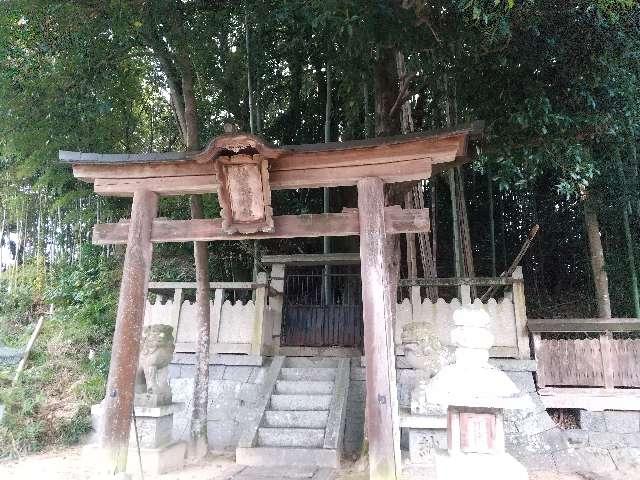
[[148, 281, 260, 290], [90, 160, 434, 196], [92, 207, 429, 245], [101, 189, 158, 474], [260, 253, 361, 265], [527, 318, 640, 333], [357, 177, 401, 480], [398, 276, 518, 287]]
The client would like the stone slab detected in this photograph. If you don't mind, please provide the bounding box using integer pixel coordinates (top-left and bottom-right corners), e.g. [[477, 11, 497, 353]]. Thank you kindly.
[[554, 447, 617, 474], [435, 452, 528, 480], [609, 446, 640, 470], [489, 359, 537, 372], [236, 447, 340, 468], [565, 429, 589, 447], [588, 432, 626, 449], [505, 371, 536, 393]]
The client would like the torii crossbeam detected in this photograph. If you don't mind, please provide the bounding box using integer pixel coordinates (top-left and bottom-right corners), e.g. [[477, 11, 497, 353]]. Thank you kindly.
[[61, 125, 480, 479]]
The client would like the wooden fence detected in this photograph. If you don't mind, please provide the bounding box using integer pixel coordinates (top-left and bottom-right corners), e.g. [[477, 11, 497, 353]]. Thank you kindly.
[[529, 318, 640, 389]]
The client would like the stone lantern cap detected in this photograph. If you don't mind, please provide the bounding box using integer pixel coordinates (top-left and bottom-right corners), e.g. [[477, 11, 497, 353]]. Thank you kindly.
[[423, 305, 533, 410]]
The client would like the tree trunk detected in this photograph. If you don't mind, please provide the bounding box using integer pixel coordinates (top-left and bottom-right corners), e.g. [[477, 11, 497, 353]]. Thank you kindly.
[[171, 42, 212, 459], [374, 46, 401, 137], [488, 171, 496, 277], [189, 195, 211, 458], [582, 191, 612, 318]]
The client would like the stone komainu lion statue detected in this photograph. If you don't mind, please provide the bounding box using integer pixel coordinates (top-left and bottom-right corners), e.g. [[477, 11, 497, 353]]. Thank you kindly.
[[135, 324, 175, 406]]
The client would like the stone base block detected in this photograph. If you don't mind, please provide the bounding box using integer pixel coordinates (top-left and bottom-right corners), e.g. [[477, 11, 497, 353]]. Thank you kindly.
[[82, 441, 186, 476], [435, 452, 528, 480], [408, 429, 447, 464], [127, 441, 186, 476]]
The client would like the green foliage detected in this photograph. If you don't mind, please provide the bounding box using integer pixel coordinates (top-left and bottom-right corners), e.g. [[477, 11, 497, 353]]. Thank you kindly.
[[0, 252, 119, 457]]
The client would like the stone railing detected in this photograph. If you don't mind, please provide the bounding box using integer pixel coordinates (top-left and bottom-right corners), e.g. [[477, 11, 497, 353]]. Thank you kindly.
[[395, 267, 530, 360], [144, 273, 272, 357]]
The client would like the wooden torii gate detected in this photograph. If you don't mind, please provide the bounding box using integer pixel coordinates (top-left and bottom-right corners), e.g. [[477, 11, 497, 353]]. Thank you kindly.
[[61, 126, 477, 479]]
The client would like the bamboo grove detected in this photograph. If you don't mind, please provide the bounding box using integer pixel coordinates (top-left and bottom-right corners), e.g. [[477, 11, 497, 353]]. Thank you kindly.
[[1, 0, 640, 322]]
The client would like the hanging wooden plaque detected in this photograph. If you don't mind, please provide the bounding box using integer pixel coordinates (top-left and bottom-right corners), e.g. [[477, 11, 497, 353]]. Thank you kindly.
[[215, 154, 274, 234]]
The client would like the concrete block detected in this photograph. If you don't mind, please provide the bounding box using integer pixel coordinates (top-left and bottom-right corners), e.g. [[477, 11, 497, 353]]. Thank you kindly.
[[580, 410, 606, 432], [554, 447, 617, 474], [588, 432, 626, 449], [565, 429, 589, 447], [270, 394, 332, 411], [223, 366, 254, 382], [505, 371, 536, 393], [257, 427, 324, 448], [604, 411, 640, 433]]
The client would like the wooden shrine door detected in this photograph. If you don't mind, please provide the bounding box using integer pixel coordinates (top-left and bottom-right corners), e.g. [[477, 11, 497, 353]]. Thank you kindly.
[[281, 266, 364, 348]]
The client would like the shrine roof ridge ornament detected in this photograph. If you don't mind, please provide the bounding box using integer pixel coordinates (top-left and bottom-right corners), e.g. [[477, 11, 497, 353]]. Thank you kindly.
[[59, 122, 483, 166]]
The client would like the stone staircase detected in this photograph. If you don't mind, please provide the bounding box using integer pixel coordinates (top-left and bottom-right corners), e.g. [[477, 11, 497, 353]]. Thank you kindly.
[[236, 356, 350, 468]]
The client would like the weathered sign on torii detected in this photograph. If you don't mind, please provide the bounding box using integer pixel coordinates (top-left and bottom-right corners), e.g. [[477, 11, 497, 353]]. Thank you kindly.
[[61, 125, 478, 479]]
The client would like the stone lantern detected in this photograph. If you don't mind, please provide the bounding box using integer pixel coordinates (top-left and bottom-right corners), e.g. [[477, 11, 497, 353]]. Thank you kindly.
[[422, 304, 532, 480]]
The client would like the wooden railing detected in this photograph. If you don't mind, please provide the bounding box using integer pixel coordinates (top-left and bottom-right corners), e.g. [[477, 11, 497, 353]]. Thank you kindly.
[[529, 318, 640, 389], [145, 273, 272, 357]]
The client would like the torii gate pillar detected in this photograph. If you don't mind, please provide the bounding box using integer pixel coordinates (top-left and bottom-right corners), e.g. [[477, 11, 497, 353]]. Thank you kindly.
[[358, 177, 401, 479], [101, 189, 158, 474]]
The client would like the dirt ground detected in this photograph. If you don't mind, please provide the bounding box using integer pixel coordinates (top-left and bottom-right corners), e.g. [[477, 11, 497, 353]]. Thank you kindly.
[[0, 447, 633, 480]]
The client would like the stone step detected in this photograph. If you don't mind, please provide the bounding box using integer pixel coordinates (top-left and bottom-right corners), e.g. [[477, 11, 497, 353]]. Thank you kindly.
[[276, 380, 334, 395], [236, 446, 340, 468], [257, 427, 325, 448], [284, 357, 339, 368], [270, 394, 333, 411], [280, 367, 337, 381], [263, 410, 329, 429]]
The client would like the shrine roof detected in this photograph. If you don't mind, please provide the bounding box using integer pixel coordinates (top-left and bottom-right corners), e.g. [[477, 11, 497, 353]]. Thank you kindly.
[[59, 123, 482, 166], [60, 123, 482, 196]]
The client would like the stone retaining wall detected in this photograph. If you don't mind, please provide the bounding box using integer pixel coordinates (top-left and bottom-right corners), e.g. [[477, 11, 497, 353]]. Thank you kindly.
[[169, 354, 268, 451]]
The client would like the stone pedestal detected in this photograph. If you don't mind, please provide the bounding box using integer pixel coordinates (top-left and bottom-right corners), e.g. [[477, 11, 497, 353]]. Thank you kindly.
[[420, 305, 531, 480], [88, 402, 186, 476], [400, 409, 447, 464]]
